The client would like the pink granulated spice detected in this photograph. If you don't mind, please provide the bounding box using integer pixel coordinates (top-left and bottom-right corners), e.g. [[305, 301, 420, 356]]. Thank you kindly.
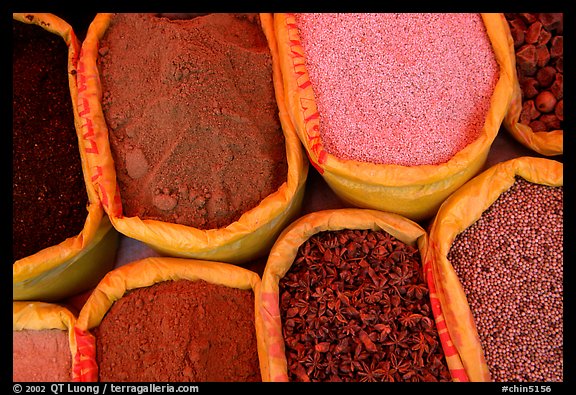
[[296, 13, 499, 166]]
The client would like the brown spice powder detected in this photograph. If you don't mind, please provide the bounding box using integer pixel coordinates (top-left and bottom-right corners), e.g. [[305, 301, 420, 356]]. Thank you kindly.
[[98, 13, 288, 230], [95, 279, 261, 382]]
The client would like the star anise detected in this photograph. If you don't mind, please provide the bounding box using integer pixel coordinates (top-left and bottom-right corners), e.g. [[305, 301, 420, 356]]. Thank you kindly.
[[384, 329, 410, 351], [399, 312, 424, 328], [389, 263, 414, 286], [357, 360, 385, 382], [340, 319, 361, 336], [303, 350, 324, 378], [377, 360, 397, 382], [389, 353, 413, 379], [280, 228, 452, 382], [405, 283, 428, 299], [295, 241, 319, 266], [323, 352, 339, 376]]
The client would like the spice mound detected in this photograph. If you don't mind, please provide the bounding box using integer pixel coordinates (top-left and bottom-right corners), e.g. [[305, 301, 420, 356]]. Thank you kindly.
[[99, 13, 288, 230], [95, 279, 261, 382], [296, 13, 499, 166], [13, 329, 72, 382], [448, 177, 563, 382], [279, 229, 451, 382], [13, 20, 88, 261], [506, 13, 563, 131]]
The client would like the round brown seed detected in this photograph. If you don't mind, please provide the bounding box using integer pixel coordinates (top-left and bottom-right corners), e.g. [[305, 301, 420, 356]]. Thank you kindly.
[[535, 90, 557, 113]]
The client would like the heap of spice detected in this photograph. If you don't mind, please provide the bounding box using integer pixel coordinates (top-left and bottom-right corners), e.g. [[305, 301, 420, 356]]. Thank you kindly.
[[95, 279, 261, 382], [505, 13, 563, 132], [13, 329, 72, 382], [295, 13, 498, 166], [13, 19, 88, 261], [98, 13, 288, 230], [279, 229, 451, 382], [447, 177, 563, 382]]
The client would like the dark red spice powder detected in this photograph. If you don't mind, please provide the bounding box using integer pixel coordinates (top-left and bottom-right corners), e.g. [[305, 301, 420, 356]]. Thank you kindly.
[[13, 19, 88, 261]]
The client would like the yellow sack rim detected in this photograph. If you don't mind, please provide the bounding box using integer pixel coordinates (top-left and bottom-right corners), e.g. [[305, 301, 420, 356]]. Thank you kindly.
[[259, 208, 468, 382], [74, 257, 267, 382], [13, 13, 117, 301], [14, 204, 107, 281], [76, 13, 308, 261], [424, 156, 563, 381], [274, 13, 515, 187]]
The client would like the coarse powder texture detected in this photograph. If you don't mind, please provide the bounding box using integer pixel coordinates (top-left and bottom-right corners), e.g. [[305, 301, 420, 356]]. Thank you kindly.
[[99, 13, 288, 229], [13, 19, 88, 261], [296, 13, 499, 166], [447, 177, 563, 382], [95, 279, 261, 382], [13, 329, 72, 382]]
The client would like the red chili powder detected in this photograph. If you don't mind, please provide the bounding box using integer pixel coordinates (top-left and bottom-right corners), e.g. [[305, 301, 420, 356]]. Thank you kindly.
[[296, 13, 499, 166], [95, 279, 261, 382]]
